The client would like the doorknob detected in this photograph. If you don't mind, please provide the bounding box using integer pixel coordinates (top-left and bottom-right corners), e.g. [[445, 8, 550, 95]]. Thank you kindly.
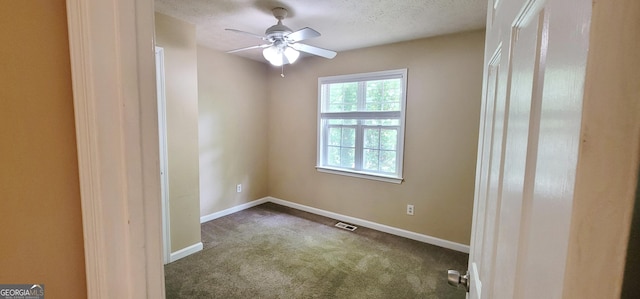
[[447, 269, 470, 292]]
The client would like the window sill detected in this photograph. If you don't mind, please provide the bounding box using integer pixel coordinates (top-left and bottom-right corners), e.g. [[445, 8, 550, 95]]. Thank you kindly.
[[316, 166, 404, 184]]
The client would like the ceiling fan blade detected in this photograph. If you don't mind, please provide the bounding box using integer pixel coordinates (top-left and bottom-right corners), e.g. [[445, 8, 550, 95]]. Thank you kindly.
[[225, 28, 266, 40], [291, 43, 337, 59], [286, 27, 321, 42], [226, 44, 270, 54]]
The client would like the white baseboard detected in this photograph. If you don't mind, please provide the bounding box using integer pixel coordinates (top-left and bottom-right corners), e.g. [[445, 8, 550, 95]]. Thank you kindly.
[[266, 196, 470, 253], [200, 197, 270, 223], [196, 196, 469, 254], [170, 242, 203, 262]]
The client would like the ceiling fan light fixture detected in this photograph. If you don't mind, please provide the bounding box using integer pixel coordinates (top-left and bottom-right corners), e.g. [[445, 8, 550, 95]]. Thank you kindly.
[[227, 7, 336, 66], [262, 46, 282, 66], [263, 45, 299, 66], [284, 46, 299, 63]]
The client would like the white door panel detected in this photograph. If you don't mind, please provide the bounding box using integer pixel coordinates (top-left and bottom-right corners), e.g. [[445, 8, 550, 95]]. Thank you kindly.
[[466, 0, 591, 298], [491, 5, 543, 298]]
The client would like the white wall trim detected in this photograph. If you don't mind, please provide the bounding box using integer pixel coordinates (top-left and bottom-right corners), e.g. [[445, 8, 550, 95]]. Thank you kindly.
[[266, 197, 470, 253], [66, 0, 164, 298], [188, 195, 467, 262], [155, 46, 172, 265], [201, 197, 270, 223], [207, 197, 470, 253], [65, 2, 107, 296], [170, 242, 204, 262]]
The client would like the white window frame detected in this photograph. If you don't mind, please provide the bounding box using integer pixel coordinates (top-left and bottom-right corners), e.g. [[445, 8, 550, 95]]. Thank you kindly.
[[316, 69, 408, 184]]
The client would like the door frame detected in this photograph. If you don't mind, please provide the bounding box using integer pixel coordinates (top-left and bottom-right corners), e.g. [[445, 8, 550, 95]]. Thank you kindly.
[[65, 0, 639, 298], [66, 0, 165, 297], [155, 46, 171, 265]]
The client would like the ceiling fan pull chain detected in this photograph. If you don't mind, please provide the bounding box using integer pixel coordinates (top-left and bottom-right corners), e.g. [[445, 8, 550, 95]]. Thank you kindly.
[[281, 64, 285, 78]]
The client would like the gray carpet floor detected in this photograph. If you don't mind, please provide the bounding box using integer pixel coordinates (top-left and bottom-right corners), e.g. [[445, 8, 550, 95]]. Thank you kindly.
[[165, 202, 468, 298]]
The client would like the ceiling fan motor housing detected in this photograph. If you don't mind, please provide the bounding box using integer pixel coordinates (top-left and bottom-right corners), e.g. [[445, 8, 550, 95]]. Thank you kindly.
[[265, 7, 292, 42], [265, 23, 292, 42], [272, 7, 287, 20]]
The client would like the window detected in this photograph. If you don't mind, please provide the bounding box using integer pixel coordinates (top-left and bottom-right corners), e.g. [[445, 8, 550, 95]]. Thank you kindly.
[[317, 69, 407, 183]]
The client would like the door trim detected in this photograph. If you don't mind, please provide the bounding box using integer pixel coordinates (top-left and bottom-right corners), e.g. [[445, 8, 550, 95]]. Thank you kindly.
[[66, 0, 165, 297], [155, 46, 172, 265]]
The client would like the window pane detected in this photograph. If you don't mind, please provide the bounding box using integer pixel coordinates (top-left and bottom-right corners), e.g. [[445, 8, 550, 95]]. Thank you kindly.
[[384, 80, 401, 102], [380, 129, 397, 150], [363, 149, 379, 171], [341, 127, 355, 147], [327, 146, 340, 166], [382, 103, 401, 111], [365, 103, 381, 111], [365, 79, 401, 112], [364, 128, 380, 149], [365, 80, 383, 111], [366, 81, 383, 100], [328, 82, 358, 112], [340, 148, 355, 168], [379, 150, 397, 173], [328, 127, 342, 146]]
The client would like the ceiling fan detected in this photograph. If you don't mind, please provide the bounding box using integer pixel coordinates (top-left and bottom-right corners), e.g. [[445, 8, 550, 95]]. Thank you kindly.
[[226, 7, 337, 66]]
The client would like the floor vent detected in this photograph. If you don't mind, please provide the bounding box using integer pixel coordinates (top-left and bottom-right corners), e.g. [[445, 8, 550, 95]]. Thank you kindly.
[[335, 222, 358, 231]]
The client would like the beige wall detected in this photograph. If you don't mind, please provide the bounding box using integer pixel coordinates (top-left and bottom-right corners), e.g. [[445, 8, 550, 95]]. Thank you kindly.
[[159, 28, 484, 246], [155, 13, 201, 251], [0, 1, 87, 297], [267, 30, 485, 244], [197, 47, 270, 216]]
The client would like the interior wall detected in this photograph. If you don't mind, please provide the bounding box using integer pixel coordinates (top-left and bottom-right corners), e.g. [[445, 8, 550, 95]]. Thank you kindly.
[[0, 1, 87, 297], [267, 30, 485, 245], [197, 46, 269, 216], [155, 13, 201, 252]]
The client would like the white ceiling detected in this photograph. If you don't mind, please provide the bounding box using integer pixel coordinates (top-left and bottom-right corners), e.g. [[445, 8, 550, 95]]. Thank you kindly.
[[154, 0, 488, 62]]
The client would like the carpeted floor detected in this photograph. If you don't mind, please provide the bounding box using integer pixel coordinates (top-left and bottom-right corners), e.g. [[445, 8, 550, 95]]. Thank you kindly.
[[165, 202, 468, 298]]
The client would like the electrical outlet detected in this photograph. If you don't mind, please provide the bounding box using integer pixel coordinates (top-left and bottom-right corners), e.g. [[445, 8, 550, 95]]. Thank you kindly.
[[407, 204, 414, 215], [236, 184, 242, 193]]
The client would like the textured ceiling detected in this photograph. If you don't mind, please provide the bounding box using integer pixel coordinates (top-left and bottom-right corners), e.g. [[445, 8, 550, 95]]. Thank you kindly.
[[154, 0, 487, 62]]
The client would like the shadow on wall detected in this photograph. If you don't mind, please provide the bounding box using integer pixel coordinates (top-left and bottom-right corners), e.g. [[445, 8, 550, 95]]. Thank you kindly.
[[621, 168, 640, 298]]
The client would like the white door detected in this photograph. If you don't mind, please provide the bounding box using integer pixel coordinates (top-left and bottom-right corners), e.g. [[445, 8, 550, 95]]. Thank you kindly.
[[466, 0, 592, 298]]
